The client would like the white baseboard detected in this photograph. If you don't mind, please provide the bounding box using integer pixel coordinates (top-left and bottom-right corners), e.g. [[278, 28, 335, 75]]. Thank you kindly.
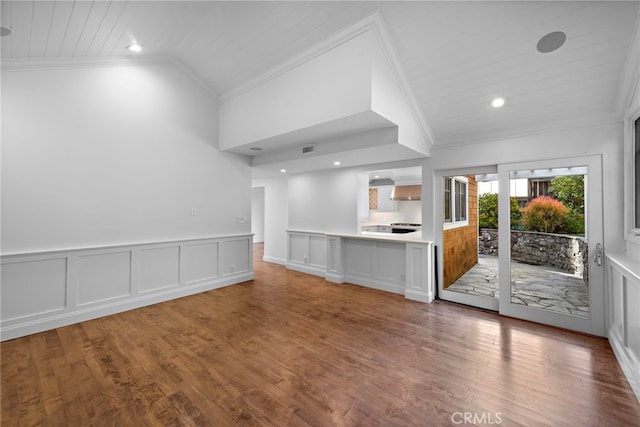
[[286, 261, 326, 277], [405, 288, 432, 303], [325, 272, 345, 283], [344, 275, 404, 295], [263, 255, 286, 265]]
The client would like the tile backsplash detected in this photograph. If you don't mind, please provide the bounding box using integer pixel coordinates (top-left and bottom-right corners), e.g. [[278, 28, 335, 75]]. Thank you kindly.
[[364, 201, 421, 225]]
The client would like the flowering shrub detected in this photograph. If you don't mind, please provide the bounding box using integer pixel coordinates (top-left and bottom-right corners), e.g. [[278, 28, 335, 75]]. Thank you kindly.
[[520, 196, 568, 233]]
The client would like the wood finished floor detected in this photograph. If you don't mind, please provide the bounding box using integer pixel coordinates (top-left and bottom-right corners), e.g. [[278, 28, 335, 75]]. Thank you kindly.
[[2, 243, 639, 426]]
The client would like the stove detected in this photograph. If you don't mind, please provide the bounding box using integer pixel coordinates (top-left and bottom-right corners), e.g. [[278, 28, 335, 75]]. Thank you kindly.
[[390, 223, 421, 234]]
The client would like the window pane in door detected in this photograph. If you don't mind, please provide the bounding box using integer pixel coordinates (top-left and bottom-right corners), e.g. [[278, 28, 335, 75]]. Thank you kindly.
[[509, 168, 589, 318], [444, 178, 451, 222]]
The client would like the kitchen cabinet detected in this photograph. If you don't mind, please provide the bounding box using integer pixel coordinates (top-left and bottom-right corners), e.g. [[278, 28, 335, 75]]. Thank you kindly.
[[372, 186, 397, 211]]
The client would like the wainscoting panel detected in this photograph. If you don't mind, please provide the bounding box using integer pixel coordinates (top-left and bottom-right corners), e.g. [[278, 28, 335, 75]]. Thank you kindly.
[[139, 245, 180, 293], [626, 274, 640, 368], [374, 241, 405, 286], [288, 234, 307, 264], [0, 234, 254, 341], [221, 238, 251, 276], [345, 239, 374, 280], [606, 254, 640, 402], [309, 235, 327, 270], [405, 243, 433, 303], [344, 239, 407, 295], [286, 231, 327, 276], [326, 236, 344, 283], [77, 251, 132, 306], [1, 257, 67, 320], [290, 230, 434, 300], [182, 241, 219, 285]]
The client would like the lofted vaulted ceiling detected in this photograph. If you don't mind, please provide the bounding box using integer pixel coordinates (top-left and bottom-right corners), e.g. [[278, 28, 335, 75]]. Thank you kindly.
[[2, 1, 639, 149]]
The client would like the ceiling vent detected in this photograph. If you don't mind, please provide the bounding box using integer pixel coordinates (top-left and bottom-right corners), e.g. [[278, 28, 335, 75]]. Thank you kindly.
[[301, 144, 315, 154]]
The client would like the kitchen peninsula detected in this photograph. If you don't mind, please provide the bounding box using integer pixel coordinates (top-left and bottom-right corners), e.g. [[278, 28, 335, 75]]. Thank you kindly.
[[286, 229, 434, 303]]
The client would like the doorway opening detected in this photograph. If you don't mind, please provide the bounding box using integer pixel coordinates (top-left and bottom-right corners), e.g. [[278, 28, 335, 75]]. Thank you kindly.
[[438, 157, 604, 335]]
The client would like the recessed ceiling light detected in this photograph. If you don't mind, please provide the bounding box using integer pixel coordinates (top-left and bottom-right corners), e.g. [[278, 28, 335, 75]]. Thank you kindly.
[[333, 161, 341, 166], [0, 27, 11, 37], [537, 31, 566, 53], [490, 97, 506, 108], [280, 169, 286, 173], [127, 43, 142, 52]]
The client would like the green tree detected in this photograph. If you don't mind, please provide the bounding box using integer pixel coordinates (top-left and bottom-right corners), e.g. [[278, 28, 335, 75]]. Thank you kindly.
[[549, 175, 584, 214], [478, 193, 521, 229]]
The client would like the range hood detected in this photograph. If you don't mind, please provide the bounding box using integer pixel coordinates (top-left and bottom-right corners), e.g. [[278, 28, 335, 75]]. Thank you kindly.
[[391, 185, 422, 201], [369, 178, 395, 186]]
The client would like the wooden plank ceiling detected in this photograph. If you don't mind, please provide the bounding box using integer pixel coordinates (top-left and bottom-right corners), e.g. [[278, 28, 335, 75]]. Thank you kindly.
[[1, 1, 638, 147]]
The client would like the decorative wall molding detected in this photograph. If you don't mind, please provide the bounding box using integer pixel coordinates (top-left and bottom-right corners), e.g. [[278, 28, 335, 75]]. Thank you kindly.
[[606, 254, 640, 402], [286, 231, 328, 276], [286, 230, 434, 303], [1, 234, 253, 341]]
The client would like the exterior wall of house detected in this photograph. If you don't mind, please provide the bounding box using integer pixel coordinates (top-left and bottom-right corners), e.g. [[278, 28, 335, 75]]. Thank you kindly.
[[442, 175, 478, 288]]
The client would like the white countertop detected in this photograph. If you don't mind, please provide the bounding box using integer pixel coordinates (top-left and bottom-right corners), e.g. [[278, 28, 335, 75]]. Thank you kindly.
[[327, 230, 432, 244], [287, 229, 432, 244]]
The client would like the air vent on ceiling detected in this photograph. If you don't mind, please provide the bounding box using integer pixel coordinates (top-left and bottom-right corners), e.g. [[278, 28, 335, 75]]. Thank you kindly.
[[301, 144, 315, 154]]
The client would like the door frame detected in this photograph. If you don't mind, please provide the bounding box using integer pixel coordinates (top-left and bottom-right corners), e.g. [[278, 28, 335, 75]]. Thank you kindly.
[[497, 155, 605, 336]]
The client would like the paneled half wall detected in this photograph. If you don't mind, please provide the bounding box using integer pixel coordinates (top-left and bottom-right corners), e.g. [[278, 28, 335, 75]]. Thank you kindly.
[[1, 234, 254, 341]]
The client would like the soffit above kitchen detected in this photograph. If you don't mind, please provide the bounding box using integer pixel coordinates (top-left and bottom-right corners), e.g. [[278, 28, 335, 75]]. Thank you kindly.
[[2, 1, 638, 149], [218, 17, 431, 176]]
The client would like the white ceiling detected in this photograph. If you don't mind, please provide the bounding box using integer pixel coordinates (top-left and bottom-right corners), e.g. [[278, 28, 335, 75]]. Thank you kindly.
[[2, 1, 639, 150]]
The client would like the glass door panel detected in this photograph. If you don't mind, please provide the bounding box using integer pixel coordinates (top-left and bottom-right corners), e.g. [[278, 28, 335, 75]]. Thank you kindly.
[[497, 157, 605, 336], [439, 169, 499, 311]]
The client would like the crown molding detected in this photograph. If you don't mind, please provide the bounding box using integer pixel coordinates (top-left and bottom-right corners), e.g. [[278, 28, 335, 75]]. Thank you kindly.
[[0, 55, 219, 99], [616, 5, 640, 117], [1, 55, 165, 71], [219, 10, 434, 148]]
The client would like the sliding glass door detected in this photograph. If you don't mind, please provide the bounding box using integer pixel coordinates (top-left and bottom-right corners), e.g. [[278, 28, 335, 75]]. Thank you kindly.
[[497, 156, 605, 336]]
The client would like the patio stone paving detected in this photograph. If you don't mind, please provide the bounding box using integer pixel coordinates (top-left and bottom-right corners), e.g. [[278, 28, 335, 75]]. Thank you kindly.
[[446, 254, 589, 318]]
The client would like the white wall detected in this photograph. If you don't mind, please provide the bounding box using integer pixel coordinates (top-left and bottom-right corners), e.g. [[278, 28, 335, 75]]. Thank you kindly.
[[251, 187, 265, 243], [252, 176, 289, 264], [0, 59, 255, 339], [288, 168, 361, 234], [219, 32, 372, 150], [371, 35, 430, 156], [1, 61, 251, 254]]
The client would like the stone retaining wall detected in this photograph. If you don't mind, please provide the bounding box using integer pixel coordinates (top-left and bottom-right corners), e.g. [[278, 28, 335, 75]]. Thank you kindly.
[[479, 228, 588, 284]]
